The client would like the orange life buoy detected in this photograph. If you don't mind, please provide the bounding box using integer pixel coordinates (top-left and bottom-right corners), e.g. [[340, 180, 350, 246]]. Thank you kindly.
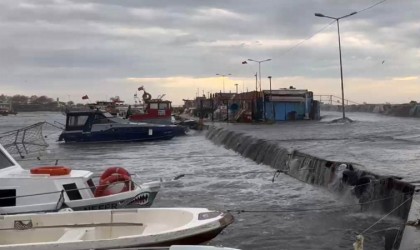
[[99, 167, 131, 184], [94, 174, 132, 197], [30, 166, 72, 176]]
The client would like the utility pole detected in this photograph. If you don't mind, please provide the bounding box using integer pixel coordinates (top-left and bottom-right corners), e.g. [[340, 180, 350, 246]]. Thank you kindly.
[[255, 72, 258, 121], [315, 11, 357, 121]]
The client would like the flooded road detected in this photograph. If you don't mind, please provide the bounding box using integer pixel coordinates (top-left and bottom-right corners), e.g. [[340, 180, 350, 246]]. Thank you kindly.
[[0, 111, 406, 250]]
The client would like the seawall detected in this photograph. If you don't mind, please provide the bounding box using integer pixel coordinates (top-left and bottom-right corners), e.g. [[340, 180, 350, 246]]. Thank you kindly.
[[206, 126, 415, 220], [321, 103, 420, 118]]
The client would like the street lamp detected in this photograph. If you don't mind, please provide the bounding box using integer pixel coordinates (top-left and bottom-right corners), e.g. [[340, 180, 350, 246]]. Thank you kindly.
[[315, 11, 357, 120], [216, 73, 231, 93], [246, 59, 271, 92], [268, 76, 274, 120]]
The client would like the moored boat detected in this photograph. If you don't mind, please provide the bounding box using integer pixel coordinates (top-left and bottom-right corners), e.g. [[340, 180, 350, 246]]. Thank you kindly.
[[127, 87, 173, 125], [0, 102, 17, 116], [58, 110, 182, 143], [0, 144, 160, 214], [0, 207, 234, 249]]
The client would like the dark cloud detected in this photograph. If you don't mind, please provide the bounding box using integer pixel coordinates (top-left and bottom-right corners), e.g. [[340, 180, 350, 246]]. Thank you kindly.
[[0, 0, 419, 103]]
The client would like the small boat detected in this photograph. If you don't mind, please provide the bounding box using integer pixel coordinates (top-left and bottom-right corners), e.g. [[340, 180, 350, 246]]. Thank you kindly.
[[0, 144, 160, 214], [0, 102, 17, 116], [0, 207, 234, 249], [128, 87, 173, 125], [58, 110, 183, 143]]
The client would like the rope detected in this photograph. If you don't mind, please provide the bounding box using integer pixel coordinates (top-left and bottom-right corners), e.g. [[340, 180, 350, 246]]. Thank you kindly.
[[359, 196, 412, 235], [43, 121, 64, 131], [227, 193, 411, 214], [19, 154, 242, 162]]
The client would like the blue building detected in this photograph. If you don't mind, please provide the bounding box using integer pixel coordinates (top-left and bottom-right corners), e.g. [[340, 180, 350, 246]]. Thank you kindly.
[[263, 88, 320, 121]]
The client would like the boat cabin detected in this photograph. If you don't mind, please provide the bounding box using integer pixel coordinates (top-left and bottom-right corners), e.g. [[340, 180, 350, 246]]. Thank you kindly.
[[128, 99, 172, 124], [146, 99, 172, 116], [64, 110, 117, 132], [0, 144, 97, 214]]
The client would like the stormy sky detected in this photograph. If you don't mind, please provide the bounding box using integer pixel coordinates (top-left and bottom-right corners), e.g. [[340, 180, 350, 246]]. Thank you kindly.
[[0, 0, 419, 105]]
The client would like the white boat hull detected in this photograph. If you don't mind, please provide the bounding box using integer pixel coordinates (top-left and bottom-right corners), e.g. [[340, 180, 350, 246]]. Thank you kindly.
[[0, 208, 234, 250]]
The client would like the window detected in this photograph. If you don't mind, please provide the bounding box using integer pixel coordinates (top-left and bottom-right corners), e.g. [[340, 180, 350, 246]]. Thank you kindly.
[[159, 102, 168, 110], [0, 150, 14, 169], [0, 189, 16, 207], [67, 115, 89, 129], [150, 103, 158, 109], [63, 183, 82, 200], [86, 179, 96, 194], [92, 114, 117, 124]]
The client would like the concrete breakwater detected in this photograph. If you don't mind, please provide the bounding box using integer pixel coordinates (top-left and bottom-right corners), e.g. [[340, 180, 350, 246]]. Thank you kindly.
[[322, 103, 420, 118], [206, 126, 414, 220]]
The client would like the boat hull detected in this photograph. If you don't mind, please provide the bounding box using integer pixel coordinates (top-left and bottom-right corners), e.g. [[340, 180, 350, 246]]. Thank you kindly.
[[59, 128, 175, 143], [129, 116, 172, 125], [0, 208, 234, 250], [0, 183, 160, 215], [69, 190, 158, 211]]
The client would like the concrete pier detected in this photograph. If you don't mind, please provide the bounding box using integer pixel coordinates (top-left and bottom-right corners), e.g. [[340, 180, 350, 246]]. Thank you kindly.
[[205, 112, 420, 248], [399, 187, 420, 250]]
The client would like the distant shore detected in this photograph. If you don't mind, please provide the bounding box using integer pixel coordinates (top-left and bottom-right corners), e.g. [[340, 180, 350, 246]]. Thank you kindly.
[[13, 103, 63, 112]]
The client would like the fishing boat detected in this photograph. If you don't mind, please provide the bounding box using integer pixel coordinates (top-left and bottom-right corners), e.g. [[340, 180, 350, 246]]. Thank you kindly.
[[0, 207, 234, 250], [58, 109, 184, 143], [127, 87, 173, 125], [0, 144, 160, 214]]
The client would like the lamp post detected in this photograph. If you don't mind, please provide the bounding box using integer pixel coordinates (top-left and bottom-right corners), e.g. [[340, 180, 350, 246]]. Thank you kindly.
[[246, 59, 271, 92], [245, 59, 271, 121], [234, 83, 238, 94], [315, 11, 357, 120], [216, 73, 231, 93], [268, 76, 274, 121]]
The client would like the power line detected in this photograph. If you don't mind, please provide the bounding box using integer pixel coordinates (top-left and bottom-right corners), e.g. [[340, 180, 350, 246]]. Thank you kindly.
[[279, 20, 335, 57], [357, 0, 387, 14], [278, 0, 388, 56]]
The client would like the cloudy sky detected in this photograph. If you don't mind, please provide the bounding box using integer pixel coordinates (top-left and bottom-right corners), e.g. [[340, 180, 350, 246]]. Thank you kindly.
[[0, 0, 419, 105]]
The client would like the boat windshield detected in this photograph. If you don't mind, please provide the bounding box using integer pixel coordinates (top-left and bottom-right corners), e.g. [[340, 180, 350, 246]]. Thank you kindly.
[[93, 114, 117, 124], [0, 150, 14, 169], [66, 115, 89, 130], [103, 112, 114, 118]]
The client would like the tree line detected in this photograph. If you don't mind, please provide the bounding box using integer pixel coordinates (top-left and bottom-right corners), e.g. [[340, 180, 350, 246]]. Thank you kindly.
[[0, 94, 56, 105]]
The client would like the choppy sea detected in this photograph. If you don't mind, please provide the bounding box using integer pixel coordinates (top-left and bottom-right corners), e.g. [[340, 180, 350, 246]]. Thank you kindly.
[[0, 111, 405, 250]]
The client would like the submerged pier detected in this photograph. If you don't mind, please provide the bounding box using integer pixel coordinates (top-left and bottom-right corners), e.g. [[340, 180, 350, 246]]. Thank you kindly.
[[205, 113, 420, 249]]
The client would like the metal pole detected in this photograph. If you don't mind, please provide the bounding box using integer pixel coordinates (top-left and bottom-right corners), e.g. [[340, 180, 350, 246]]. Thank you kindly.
[[337, 19, 346, 120], [223, 77, 225, 93], [315, 12, 357, 120], [226, 99, 229, 123], [269, 76, 274, 121], [258, 62, 262, 92], [259, 62, 265, 121], [255, 72, 258, 120]]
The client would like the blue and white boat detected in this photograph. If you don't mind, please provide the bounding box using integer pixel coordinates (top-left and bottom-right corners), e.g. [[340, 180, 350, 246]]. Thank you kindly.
[[59, 110, 185, 143]]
